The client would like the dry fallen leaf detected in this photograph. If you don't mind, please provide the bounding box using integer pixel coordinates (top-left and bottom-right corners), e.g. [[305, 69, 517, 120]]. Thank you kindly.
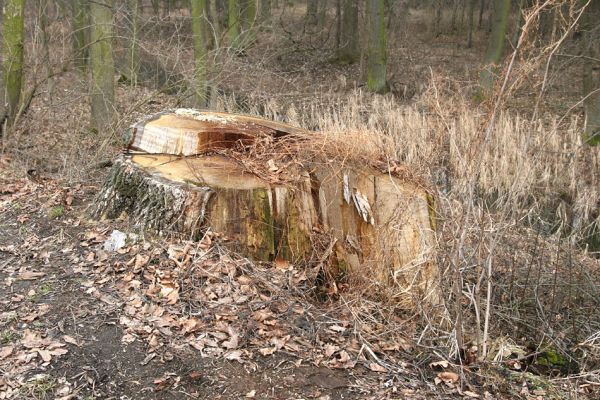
[[368, 362, 387, 373], [62, 335, 79, 346], [259, 347, 277, 356], [245, 389, 257, 398], [0, 346, 14, 360], [437, 371, 459, 385], [18, 271, 45, 280], [429, 360, 450, 369], [225, 350, 244, 362]]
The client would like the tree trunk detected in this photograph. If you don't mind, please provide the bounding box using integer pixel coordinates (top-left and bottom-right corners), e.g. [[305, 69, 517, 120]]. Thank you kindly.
[[259, 0, 271, 26], [228, 0, 241, 49], [89, 0, 115, 133], [583, 0, 600, 145], [467, 0, 476, 47], [37, 0, 53, 99], [240, 0, 257, 45], [478, 0, 485, 29], [124, 0, 140, 86], [336, 0, 359, 64], [1, 0, 25, 124], [191, 0, 208, 106], [151, 0, 160, 18], [335, 0, 341, 49], [93, 110, 442, 310], [479, 0, 511, 94], [367, 0, 387, 93], [306, 0, 318, 25], [72, 0, 88, 72]]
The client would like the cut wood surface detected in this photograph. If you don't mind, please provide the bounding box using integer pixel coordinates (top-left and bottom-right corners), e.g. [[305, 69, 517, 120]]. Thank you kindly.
[[94, 110, 441, 308]]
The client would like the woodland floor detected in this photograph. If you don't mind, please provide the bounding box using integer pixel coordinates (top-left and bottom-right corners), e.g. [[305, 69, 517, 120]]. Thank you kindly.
[[1, 5, 600, 400]]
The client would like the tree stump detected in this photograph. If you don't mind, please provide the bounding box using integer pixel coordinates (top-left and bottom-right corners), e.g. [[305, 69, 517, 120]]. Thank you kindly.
[[92, 109, 441, 309]]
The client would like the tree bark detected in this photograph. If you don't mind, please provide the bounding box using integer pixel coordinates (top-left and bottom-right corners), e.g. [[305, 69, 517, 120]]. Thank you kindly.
[[1, 0, 25, 123], [336, 0, 359, 64], [240, 0, 257, 45], [89, 0, 115, 132], [467, 0, 477, 47], [306, 0, 318, 25], [582, 0, 600, 145], [192, 0, 208, 106], [367, 0, 387, 93], [228, 0, 241, 49], [125, 0, 141, 86], [259, 0, 271, 26], [72, 0, 88, 72], [479, 0, 511, 94], [93, 110, 442, 310]]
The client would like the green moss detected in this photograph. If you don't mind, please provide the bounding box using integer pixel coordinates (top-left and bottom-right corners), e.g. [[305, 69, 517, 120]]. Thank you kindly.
[[49, 205, 65, 219]]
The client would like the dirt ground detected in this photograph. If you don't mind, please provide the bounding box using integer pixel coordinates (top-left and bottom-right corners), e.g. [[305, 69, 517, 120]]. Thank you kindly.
[[1, 179, 461, 399]]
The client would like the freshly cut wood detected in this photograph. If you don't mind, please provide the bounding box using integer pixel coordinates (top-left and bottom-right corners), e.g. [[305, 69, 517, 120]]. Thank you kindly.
[[125, 109, 305, 155], [94, 110, 441, 308]]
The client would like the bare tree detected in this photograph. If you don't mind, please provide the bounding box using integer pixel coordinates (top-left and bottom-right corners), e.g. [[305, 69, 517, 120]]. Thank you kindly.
[[72, 0, 88, 72], [367, 0, 387, 93], [583, 0, 600, 145], [479, 0, 512, 93], [192, 0, 208, 106], [2, 0, 25, 125], [89, 0, 115, 132], [336, 0, 359, 64]]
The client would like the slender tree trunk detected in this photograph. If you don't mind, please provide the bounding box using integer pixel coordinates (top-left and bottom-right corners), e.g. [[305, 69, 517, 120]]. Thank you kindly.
[[451, 0, 459, 31], [1, 0, 25, 124], [336, 0, 359, 64], [259, 0, 271, 26], [37, 0, 54, 98], [335, 0, 341, 49], [228, 0, 241, 48], [209, 0, 221, 45], [479, 0, 511, 93], [306, 0, 318, 25], [240, 0, 257, 46], [583, 0, 600, 145], [478, 0, 485, 29], [89, 0, 115, 132], [125, 0, 140, 86], [72, 0, 88, 72], [511, 0, 524, 48], [151, 0, 160, 18], [467, 0, 476, 47], [191, 0, 208, 106], [367, 0, 387, 93], [240, 0, 257, 29], [433, 0, 442, 37]]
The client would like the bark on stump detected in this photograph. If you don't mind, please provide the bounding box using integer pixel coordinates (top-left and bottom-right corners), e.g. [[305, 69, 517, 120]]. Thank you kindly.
[[92, 109, 441, 309]]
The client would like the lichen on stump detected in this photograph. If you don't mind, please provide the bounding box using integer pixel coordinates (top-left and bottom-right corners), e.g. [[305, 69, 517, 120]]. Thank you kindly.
[[92, 109, 441, 310]]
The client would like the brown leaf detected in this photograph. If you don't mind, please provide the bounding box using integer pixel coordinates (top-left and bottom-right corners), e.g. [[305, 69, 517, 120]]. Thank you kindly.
[[225, 350, 244, 362], [429, 360, 449, 369], [0, 346, 14, 360], [222, 327, 240, 349], [62, 335, 79, 346], [37, 349, 52, 362], [259, 347, 277, 356], [324, 344, 339, 357], [437, 371, 459, 384], [368, 363, 387, 373], [17, 271, 45, 280]]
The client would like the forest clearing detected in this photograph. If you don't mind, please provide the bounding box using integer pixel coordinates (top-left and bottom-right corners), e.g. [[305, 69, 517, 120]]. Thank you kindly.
[[1, 1, 599, 399]]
